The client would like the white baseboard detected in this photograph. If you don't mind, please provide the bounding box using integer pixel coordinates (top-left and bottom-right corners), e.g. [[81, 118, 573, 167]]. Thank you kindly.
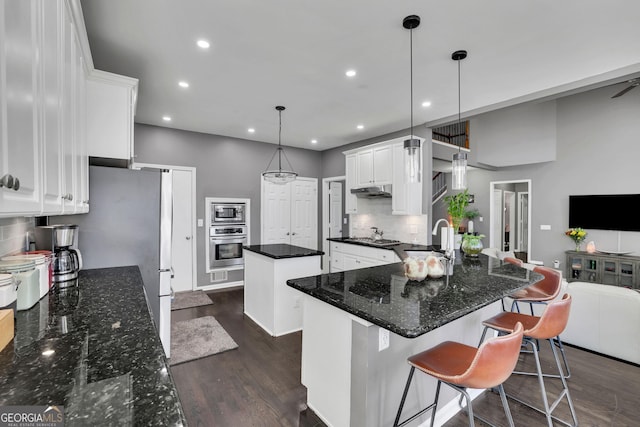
[[198, 280, 244, 291]]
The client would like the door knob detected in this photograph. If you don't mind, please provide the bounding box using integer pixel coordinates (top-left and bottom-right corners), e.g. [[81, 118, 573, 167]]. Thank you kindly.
[[186, 236, 191, 240]]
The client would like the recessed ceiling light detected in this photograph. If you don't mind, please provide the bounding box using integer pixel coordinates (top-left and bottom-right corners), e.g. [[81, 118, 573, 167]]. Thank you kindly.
[[357, 124, 364, 130], [162, 116, 172, 122], [197, 40, 210, 49], [422, 101, 432, 107], [345, 69, 357, 77], [248, 128, 255, 133], [42, 349, 55, 356], [311, 139, 318, 144], [178, 81, 189, 88]]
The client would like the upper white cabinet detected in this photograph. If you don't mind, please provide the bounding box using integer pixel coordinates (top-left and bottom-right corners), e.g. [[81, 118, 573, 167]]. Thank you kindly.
[[344, 135, 423, 216], [0, 0, 42, 215], [355, 145, 392, 187], [345, 153, 357, 214], [0, 0, 90, 218], [86, 70, 138, 163]]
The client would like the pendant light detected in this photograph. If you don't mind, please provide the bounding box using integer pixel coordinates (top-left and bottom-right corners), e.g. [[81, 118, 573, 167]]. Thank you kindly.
[[262, 105, 298, 184], [451, 50, 468, 190], [403, 15, 421, 184]]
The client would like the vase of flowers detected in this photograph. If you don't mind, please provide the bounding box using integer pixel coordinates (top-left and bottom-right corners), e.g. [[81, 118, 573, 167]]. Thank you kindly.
[[565, 227, 587, 251]]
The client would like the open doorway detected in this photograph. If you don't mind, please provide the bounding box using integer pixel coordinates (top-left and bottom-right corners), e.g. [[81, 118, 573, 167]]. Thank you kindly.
[[490, 179, 532, 262], [322, 176, 347, 273]]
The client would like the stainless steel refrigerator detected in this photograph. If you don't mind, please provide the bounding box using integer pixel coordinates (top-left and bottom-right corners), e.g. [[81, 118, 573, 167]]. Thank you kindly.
[[49, 165, 173, 358], [158, 169, 173, 357]]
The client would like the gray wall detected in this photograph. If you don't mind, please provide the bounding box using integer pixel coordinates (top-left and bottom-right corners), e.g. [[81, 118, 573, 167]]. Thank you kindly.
[[456, 84, 640, 266], [50, 166, 162, 324], [133, 124, 323, 287]]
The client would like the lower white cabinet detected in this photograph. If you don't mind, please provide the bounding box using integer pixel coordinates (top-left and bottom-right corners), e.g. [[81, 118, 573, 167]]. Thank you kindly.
[[330, 242, 400, 273]]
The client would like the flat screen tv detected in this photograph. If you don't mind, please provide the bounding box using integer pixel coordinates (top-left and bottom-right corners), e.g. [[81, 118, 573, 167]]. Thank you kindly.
[[569, 194, 640, 232]]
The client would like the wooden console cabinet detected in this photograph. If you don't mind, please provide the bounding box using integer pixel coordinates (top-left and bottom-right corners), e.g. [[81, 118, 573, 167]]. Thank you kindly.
[[566, 250, 639, 289]]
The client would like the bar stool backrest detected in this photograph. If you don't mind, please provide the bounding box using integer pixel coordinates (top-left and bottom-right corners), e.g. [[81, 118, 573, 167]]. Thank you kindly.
[[531, 266, 562, 300], [455, 322, 524, 389], [526, 293, 572, 340], [503, 257, 523, 266]]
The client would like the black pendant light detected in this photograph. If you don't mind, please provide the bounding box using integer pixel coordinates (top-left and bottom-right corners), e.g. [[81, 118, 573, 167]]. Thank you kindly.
[[262, 106, 298, 184], [451, 50, 468, 190], [403, 15, 422, 184]]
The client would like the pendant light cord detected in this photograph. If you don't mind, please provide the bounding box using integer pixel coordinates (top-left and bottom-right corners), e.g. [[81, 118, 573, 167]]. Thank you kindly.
[[278, 108, 283, 171], [457, 58, 461, 153], [409, 25, 414, 137]]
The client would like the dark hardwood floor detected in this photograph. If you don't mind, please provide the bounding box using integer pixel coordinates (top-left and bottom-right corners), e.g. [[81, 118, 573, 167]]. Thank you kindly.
[[171, 288, 640, 427], [170, 288, 324, 427]]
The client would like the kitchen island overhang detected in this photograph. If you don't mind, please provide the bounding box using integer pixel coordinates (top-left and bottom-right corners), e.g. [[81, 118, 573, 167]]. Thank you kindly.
[[287, 254, 544, 427]]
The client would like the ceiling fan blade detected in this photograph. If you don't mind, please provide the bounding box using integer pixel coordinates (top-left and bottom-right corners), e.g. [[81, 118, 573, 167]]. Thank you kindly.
[[611, 82, 639, 98]]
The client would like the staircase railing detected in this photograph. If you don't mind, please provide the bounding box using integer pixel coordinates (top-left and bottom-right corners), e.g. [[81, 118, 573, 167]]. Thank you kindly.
[[432, 172, 447, 204]]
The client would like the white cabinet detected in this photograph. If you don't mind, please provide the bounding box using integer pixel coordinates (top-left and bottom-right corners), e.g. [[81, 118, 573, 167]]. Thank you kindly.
[[86, 70, 138, 162], [0, 0, 42, 215], [391, 140, 423, 215], [345, 153, 357, 214], [0, 0, 90, 218], [262, 178, 318, 249], [330, 242, 400, 273], [355, 145, 392, 187]]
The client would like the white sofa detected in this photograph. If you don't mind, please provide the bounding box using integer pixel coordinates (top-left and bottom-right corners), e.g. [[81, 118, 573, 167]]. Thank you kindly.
[[562, 281, 640, 365]]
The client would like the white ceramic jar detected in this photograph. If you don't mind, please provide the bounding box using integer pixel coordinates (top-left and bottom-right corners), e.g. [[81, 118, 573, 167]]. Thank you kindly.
[[0, 260, 40, 311]]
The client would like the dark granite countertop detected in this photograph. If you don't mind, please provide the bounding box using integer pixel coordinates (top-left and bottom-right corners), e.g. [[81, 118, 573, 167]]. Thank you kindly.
[[287, 254, 543, 338], [244, 244, 324, 259], [0, 266, 186, 426]]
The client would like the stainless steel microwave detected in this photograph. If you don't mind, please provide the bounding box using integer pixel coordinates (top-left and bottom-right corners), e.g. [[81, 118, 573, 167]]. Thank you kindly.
[[211, 203, 246, 224]]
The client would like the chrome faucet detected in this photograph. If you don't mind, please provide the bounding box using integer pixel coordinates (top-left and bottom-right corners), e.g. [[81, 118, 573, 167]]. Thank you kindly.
[[371, 227, 383, 241], [432, 218, 455, 260]]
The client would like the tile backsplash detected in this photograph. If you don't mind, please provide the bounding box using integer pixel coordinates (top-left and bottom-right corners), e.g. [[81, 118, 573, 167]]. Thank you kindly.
[[0, 217, 34, 257], [349, 198, 430, 245]]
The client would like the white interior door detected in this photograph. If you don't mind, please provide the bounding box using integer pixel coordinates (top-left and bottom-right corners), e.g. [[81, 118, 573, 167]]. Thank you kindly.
[[518, 192, 529, 253], [492, 189, 503, 251], [290, 179, 317, 249], [262, 180, 291, 244], [329, 182, 343, 238], [171, 169, 195, 292], [503, 190, 515, 252]]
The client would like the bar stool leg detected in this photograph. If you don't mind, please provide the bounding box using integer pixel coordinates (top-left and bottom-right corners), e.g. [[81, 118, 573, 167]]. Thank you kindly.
[[549, 339, 579, 426], [529, 338, 554, 427], [394, 367, 441, 427], [554, 336, 572, 378], [497, 384, 515, 427]]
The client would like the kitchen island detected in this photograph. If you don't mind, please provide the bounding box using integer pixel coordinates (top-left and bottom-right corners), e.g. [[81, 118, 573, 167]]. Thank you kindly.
[[287, 254, 542, 427], [244, 244, 324, 336], [0, 266, 186, 426]]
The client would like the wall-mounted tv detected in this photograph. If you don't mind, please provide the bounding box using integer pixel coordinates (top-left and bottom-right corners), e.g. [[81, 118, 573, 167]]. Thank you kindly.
[[569, 194, 640, 232]]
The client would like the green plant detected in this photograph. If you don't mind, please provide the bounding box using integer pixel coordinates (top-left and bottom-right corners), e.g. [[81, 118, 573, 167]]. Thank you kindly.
[[444, 189, 469, 232], [462, 233, 485, 244], [464, 208, 480, 220]]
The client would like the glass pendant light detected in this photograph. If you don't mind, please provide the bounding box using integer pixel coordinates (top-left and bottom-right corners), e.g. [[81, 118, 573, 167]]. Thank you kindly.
[[403, 15, 421, 184], [451, 50, 468, 190], [262, 106, 298, 184]]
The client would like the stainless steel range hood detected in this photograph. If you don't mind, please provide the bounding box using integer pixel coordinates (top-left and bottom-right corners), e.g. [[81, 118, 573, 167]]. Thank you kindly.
[[350, 185, 392, 198]]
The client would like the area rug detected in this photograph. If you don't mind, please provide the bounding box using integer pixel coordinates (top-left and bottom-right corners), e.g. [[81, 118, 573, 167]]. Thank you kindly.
[[169, 316, 238, 366], [171, 290, 213, 311]]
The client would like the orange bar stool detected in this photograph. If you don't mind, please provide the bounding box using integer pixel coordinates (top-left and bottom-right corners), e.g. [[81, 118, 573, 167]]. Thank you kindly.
[[507, 264, 571, 378], [480, 294, 578, 427], [393, 323, 524, 427]]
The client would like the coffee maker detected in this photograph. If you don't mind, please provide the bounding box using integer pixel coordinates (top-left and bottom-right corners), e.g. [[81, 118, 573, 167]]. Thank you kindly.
[[35, 225, 83, 286]]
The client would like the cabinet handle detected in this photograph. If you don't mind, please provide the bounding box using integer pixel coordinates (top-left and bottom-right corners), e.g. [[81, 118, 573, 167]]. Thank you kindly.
[[12, 177, 20, 191], [186, 236, 191, 240], [0, 174, 14, 189], [63, 193, 73, 201], [286, 232, 290, 236], [291, 232, 297, 236]]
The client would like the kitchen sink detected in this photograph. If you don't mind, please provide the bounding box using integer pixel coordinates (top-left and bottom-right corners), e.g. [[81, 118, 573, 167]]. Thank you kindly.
[[344, 237, 401, 247]]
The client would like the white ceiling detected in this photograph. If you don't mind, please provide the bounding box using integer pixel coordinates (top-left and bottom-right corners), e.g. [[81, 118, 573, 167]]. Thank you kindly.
[[80, 0, 640, 151]]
